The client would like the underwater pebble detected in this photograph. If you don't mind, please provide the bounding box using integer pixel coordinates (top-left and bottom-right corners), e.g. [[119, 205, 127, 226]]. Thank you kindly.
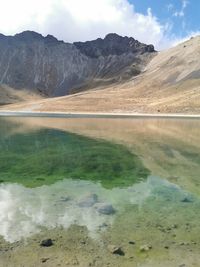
[[99, 223, 109, 229], [181, 197, 193, 203], [179, 242, 189, 246], [71, 257, 79, 265], [107, 245, 125, 256], [78, 193, 98, 207], [40, 239, 53, 247], [41, 258, 49, 263], [60, 196, 71, 202], [140, 244, 152, 252], [95, 203, 115, 215]]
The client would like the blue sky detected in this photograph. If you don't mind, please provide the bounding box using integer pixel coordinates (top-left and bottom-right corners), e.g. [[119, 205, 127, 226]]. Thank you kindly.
[[0, 0, 199, 50], [130, 0, 199, 38]]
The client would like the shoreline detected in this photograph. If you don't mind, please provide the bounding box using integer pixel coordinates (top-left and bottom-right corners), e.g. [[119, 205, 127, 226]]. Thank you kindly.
[[1, 110, 200, 119]]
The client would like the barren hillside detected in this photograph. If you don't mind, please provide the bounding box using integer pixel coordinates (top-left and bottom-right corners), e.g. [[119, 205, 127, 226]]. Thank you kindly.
[[1, 35, 200, 114]]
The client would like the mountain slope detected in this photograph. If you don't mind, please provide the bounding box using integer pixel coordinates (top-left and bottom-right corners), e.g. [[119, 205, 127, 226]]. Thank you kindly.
[[0, 84, 42, 106], [0, 31, 155, 100], [2, 35, 200, 114]]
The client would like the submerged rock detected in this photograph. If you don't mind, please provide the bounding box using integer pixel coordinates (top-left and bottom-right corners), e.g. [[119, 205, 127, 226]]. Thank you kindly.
[[107, 245, 125, 256], [181, 197, 193, 203], [140, 244, 152, 252], [78, 193, 98, 207], [129, 241, 135, 245], [40, 239, 53, 247], [60, 196, 71, 202], [99, 223, 109, 229], [95, 203, 115, 215], [179, 242, 189, 246], [41, 258, 49, 263], [172, 224, 178, 229]]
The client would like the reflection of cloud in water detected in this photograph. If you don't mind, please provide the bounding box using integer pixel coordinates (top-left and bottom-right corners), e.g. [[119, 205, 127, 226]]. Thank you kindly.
[[0, 176, 185, 243]]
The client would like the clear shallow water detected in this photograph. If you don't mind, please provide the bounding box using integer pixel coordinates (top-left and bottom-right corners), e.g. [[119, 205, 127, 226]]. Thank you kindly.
[[0, 176, 199, 243], [0, 116, 200, 266]]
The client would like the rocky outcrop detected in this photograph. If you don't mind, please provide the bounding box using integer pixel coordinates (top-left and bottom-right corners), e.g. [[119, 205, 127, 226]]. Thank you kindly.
[[0, 31, 155, 96], [74, 33, 155, 58]]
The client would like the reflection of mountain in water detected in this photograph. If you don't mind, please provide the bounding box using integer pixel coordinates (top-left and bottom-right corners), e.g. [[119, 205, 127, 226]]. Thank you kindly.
[[0, 176, 196, 243], [0, 126, 149, 188]]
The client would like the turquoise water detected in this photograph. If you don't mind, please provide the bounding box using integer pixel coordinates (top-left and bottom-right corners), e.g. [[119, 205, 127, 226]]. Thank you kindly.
[[0, 116, 200, 266]]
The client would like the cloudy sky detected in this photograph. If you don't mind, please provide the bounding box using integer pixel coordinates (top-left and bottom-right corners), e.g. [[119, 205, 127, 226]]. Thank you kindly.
[[0, 0, 199, 50]]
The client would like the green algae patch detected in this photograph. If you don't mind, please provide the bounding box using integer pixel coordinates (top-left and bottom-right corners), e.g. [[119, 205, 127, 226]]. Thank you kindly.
[[0, 128, 150, 188]]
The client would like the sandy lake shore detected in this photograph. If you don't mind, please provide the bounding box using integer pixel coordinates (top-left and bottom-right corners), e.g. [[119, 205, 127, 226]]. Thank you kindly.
[[0, 110, 200, 119]]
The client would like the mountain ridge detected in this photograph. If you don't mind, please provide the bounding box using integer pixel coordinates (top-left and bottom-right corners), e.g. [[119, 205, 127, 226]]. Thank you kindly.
[[0, 31, 155, 98]]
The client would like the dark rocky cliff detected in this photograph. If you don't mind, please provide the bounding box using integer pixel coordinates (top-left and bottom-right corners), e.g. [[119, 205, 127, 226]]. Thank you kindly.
[[0, 31, 156, 96], [74, 33, 154, 57]]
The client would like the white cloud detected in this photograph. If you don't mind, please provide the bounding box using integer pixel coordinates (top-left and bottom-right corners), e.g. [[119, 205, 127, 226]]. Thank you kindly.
[[173, 0, 189, 17], [0, 0, 173, 50], [182, 0, 189, 9], [0, 0, 195, 50], [167, 3, 174, 11]]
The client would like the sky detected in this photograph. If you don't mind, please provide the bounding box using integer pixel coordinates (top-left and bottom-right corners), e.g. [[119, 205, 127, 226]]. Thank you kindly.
[[0, 0, 199, 50]]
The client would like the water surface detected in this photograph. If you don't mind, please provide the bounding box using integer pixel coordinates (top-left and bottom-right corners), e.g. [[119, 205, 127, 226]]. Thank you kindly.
[[0, 116, 200, 267]]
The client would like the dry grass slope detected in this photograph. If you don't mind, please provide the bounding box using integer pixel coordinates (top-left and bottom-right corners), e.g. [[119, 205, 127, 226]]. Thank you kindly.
[[0, 84, 43, 106]]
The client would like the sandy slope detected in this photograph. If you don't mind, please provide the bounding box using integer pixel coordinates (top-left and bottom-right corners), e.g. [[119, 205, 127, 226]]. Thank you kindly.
[[1, 36, 200, 114]]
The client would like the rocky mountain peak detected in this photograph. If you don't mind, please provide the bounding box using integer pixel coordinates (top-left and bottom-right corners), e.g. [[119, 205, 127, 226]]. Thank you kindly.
[[14, 31, 44, 42], [104, 33, 123, 41], [45, 34, 60, 44], [74, 33, 155, 58]]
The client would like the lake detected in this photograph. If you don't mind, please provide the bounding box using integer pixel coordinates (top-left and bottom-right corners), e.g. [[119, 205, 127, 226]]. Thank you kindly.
[[0, 116, 200, 267]]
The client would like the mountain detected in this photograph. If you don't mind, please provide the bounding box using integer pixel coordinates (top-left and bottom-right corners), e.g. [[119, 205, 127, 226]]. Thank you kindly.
[[2, 35, 200, 114], [0, 31, 155, 99], [0, 32, 200, 114]]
